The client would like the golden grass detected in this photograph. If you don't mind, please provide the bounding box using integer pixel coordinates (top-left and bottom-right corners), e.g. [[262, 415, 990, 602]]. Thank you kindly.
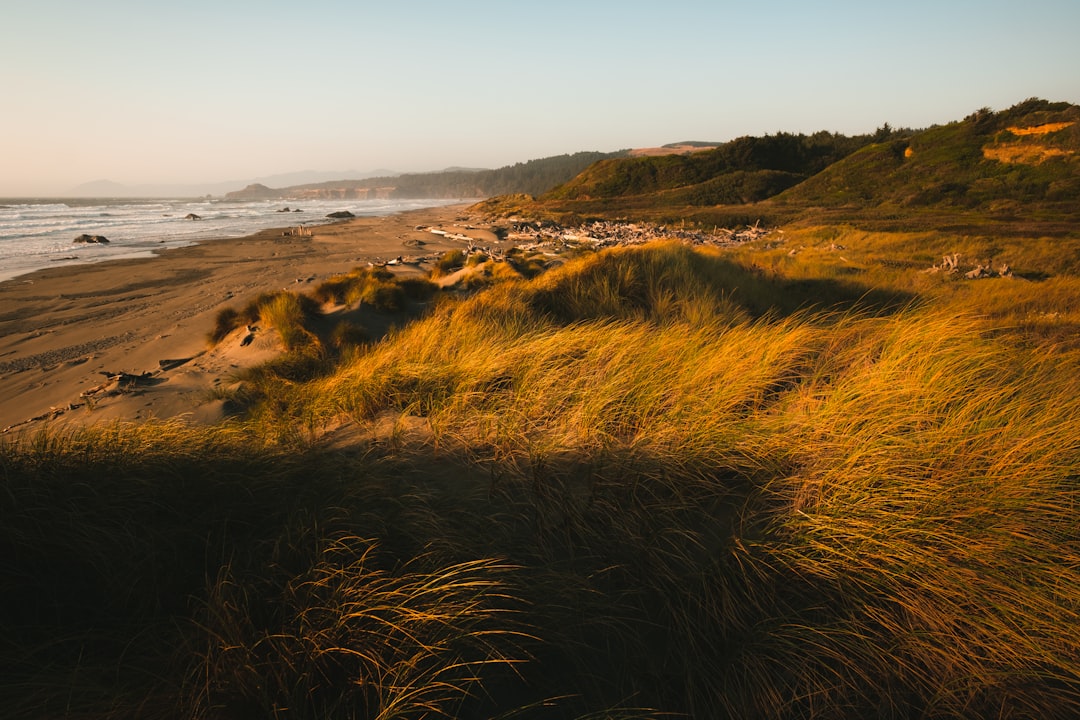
[[313, 266, 436, 312], [260, 291, 322, 351], [190, 538, 522, 719], [5, 234, 1080, 717], [430, 249, 467, 279], [272, 241, 1080, 714]]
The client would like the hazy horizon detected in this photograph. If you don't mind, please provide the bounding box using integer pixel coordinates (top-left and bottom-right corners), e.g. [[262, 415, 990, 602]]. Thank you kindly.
[[2, 0, 1078, 197], [23, 168, 408, 199]]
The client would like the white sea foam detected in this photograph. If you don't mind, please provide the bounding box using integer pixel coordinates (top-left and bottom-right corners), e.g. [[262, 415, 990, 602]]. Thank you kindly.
[[0, 197, 461, 283]]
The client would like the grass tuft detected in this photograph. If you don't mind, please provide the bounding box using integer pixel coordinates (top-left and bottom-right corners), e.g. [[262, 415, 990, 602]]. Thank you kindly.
[[431, 249, 466, 278], [190, 538, 523, 720]]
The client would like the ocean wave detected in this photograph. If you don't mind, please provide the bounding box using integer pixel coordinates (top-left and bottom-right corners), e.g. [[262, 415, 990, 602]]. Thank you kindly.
[[0, 197, 463, 283]]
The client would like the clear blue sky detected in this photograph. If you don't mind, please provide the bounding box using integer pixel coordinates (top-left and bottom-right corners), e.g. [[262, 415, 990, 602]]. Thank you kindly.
[[2, 0, 1078, 195]]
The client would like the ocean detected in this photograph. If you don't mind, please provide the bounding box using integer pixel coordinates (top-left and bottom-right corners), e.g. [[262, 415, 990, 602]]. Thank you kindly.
[[0, 197, 461, 283]]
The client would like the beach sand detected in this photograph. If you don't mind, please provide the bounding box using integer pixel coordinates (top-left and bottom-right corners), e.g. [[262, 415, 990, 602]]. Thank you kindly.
[[0, 203, 493, 433]]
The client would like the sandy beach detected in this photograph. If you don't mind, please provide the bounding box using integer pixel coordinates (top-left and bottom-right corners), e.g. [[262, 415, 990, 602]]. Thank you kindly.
[[0, 203, 493, 433]]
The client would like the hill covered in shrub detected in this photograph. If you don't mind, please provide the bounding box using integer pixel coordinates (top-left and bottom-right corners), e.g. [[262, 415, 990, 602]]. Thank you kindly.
[[491, 98, 1079, 233], [772, 98, 1080, 221], [543, 129, 901, 204]]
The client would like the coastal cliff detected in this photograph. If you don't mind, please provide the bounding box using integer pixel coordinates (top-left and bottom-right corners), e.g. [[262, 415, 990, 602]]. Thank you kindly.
[[223, 150, 629, 202], [225, 184, 399, 201], [224, 183, 280, 200]]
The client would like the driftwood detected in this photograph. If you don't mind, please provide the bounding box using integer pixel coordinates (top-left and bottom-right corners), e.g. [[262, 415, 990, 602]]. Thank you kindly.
[[504, 219, 771, 250], [924, 252, 1013, 279], [80, 371, 159, 399]]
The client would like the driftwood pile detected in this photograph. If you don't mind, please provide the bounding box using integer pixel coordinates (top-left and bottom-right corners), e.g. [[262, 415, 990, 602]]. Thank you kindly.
[[925, 253, 1013, 279], [366, 218, 774, 270], [506, 219, 770, 249]]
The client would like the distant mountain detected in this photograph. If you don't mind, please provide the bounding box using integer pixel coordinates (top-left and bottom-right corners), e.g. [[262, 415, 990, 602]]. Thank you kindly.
[[66, 169, 398, 199], [662, 141, 723, 148], [628, 143, 722, 158], [237, 167, 478, 194], [68, 179, 133, 197], [223, 184, 281, 201], [225, 151, 630, 201], [247, 169, 399, 188]]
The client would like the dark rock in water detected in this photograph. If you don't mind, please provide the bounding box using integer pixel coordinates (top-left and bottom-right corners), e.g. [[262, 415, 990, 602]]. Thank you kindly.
[[73, 234, 109, 244], [277, 207, 291, 212], [326, 210, 355, 219], [185, 213, 202, 220], [293, 208, 303, 212]]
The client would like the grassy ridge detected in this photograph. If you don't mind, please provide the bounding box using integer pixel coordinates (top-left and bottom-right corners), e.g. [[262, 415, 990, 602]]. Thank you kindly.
[[544, 132, 893, 203], [4, 232, 1080, 717], [487, 99, 1080, 234], [775, 99, 1080, 216]]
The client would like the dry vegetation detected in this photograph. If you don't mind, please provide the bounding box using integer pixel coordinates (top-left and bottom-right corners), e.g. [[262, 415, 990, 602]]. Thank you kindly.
[[4, 214, 1080, 719]]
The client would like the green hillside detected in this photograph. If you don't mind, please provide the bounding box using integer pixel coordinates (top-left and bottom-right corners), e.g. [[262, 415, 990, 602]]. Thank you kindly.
[[773, 98, 1080, 222], [381, 150, 631, 198], [488, 99, 1079, 233], [543, 131, 893, 204]]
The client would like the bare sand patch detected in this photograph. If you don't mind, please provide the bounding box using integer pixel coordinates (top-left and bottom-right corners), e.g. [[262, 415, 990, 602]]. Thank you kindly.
[[983, 143, 1073, 165], [1007, 122, 1075, 136]]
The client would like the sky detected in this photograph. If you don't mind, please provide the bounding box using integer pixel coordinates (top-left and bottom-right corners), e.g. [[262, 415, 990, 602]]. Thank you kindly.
[[1, 0, 1078, 196]]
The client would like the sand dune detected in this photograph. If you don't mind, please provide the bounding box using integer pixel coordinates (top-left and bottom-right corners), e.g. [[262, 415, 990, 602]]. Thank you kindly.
[[0, 203, 495, 433]]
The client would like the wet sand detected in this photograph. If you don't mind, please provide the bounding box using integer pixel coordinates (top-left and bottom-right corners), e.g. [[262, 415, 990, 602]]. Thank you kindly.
[[0, 203, 490, 432]]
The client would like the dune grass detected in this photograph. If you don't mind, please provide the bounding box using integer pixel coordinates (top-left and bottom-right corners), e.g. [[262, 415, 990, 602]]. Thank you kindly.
[[430, 249, 467, 278], [208, 290, 323, 348], [3, 234, 1080, 717], [312, 266, 437, 312]]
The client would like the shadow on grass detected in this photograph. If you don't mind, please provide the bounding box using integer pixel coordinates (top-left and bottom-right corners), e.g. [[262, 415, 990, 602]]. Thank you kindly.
[[0, 433, 820, 718], [528, 243, 917, 326], [3, 429, 1064, 718]]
